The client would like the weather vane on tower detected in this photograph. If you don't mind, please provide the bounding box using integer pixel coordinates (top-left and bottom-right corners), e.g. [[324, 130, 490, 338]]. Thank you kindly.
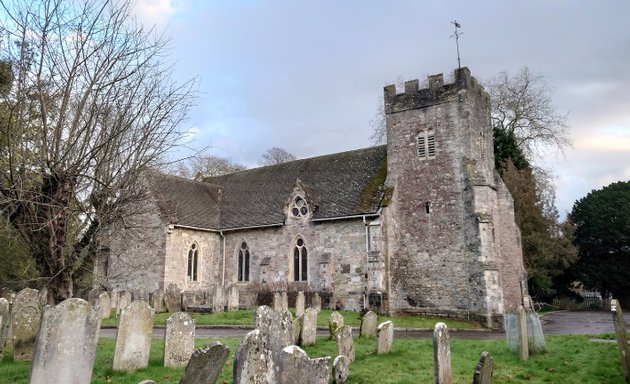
[[451, 20, 463, 69]]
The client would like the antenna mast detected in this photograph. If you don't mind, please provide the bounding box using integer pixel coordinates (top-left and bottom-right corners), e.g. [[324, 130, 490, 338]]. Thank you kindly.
[[451, 20, 463, 69]]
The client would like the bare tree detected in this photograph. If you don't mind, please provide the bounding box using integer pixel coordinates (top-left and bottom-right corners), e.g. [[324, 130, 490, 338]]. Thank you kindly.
[[173, 155, 246, 180], [259, 147, 296, 165], [487, 67, 571, 158], [0, 0, 196, 302]]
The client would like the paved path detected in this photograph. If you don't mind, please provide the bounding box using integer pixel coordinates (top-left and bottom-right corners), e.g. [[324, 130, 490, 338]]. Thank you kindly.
[[99, 310, 624, 340]]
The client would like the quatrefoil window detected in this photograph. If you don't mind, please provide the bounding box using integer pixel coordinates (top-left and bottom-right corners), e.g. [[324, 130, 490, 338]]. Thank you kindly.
[[291, 196, 309, 218]]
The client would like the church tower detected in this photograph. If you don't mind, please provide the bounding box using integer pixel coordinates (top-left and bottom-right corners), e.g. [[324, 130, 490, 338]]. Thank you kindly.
[[381, 68, 527, 328]]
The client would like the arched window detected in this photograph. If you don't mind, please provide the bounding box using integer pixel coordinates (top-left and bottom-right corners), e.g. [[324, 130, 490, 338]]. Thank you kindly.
[[238, 242, 250, 282], [293, 237, 308, 282], [187, 243, 199, 282]]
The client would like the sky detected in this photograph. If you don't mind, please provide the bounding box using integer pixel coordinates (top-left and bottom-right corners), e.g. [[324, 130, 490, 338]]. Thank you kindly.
[[133, 0, 630, 218]]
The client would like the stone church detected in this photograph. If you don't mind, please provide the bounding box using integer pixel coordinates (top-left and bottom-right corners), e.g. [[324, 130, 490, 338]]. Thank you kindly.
[[105, 68, 528, 328]]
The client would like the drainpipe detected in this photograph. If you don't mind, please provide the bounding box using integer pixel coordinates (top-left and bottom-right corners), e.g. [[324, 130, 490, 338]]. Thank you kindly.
[[220, 231, 226, 287]]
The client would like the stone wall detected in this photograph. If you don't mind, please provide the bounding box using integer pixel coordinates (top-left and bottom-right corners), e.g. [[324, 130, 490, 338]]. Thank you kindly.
[[164, 227, 220, 291]]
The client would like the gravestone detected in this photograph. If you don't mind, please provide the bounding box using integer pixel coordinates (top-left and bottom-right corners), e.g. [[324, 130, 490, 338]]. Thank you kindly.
[[233, 329, 275, 384], [472, 351, 493, 384], [227, 285, 240, 311], [273, 292, 282, 311], [335, 325, 355, 362], [301, 308, 318, 347], [96, 291, 112, 320], [295, 291, 305, 318], [433, 322, 452, 384], [333, 355, 349, 384], [376, 320, 393, 354], [12, 288, 40, 314], [213, 286, 225, 313], [87, 288, 100, 305], [29, 298, 101, 384], [180, 341, 230, 384], [279, 345, 331, 384], [113, 300, 154, 371], [1, 288, 15, 303], [151, 289, 167, 313], [328, 311, 344, 339], [312, 293, 322, 312], [116, 291, 132, 318], [281, 291, 288, 311], [360, 311, 378, 338], [12, 305, 41, 361], [293, 316, 302, 345], [255, 306, 293, 362], [0, 298, 10, 359], [165, 284, 182, 313], [133, 286, 148, 303], [110, 289, 120, 311], [164, 312, 195, 368], [526, 311, 547, 353], [37, 287, 48, 307]]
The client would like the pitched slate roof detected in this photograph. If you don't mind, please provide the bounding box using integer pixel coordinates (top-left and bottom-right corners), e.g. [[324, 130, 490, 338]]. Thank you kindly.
[[148, 173, 221, 229], [205, 145, 388, 229]]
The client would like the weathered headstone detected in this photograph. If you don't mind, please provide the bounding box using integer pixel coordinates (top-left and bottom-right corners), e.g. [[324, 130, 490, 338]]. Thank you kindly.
[[293, 316, 302, 345], [87, 288, 100, 305], [433, 322, 452, 384], [328, 311, 344, 339], [233, 329, 275, 384], [12, 288, 40, 314], [29, 298, 101, 384], [113, 300, 154, 371], [281, 291, 288, 311], [12, 305, 41, 361], [472, 351, 493, 384], [360, 311, 378, 338], [273, 292, 282, 311], [110, 289, 120, 310], [37, 287, 48, 307], [333, 355, 349, 384], [227, 285, 240, 311], [335, 325, 355, 362], [0, 298, 10, 359], [612, 299, 630, 383], [164, 312, 195, 368], [213, 286, 225, 313], [526, 311, 547, 354], [312, 293, 322, 312], [295, 291, 305, 318], [279, 345, 331, 384], [301, 307, 318, 347], [165, 283, 182, 313], [151, 289, 167, 313], [376, 320, 393, 354], [96, 291, 112, 320], [256, 306, 293, 360], [116, 291, 132, 318], [1, 288, 15, 303], [133, 286, 148, 303], [180, 341, 230, 384]]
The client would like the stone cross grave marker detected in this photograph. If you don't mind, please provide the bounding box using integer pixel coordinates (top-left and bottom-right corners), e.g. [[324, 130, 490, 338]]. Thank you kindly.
[[472, 351, 493, 384], [29, 298, 101, 384], [113, 300, 154, 371], [433, 322, 452, 384], [328, 311, 344, 339], [301, 308, 318, 347], [335, 325, 355, 362], [360, 311, 377, 338], [164, 312, 195, 368], [376, 320, 393, 354], [179, 341, 230, 384]]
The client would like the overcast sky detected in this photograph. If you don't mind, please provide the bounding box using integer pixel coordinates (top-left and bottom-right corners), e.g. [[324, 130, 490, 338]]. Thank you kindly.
[[134, 0, 630, 218]]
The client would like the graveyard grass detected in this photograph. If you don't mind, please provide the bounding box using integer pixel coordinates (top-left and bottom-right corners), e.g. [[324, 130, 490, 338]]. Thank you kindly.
[[0, 334, 624, 383]]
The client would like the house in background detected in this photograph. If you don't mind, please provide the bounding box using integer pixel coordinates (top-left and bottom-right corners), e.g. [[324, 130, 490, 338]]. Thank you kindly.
[[103, 68, 528, 328]]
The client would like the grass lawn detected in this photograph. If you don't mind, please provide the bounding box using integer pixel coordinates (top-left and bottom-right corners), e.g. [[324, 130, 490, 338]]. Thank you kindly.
[[0, 334, 624, 383], [100, 308, 481, 330]]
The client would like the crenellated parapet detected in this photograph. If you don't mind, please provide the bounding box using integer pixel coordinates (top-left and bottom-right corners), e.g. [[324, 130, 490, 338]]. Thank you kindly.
[[383, 67, 488, 114]]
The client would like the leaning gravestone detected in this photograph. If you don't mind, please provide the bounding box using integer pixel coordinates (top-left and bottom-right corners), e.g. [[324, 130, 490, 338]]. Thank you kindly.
[[116, 291, 132, 318], [376, 320, 393, 354], [164, 312, 195, 368], [328, 311, 344, 339], [113, 301, 154, 371], [0, 297, 10, 359], [165, 284, 182, 313], [360, 311, 378, 337], [233, 329, 275, 384], [179, 341, 230, 384], [295, 291, 305, 318], [472, 351, 493, 384], [29, 298, 101, 384], [433, 322, 452, 384], [333, 355, 350, 384], [279, 345, 331, 384], [301, 308, 318, 346], [151, 289, 167, 313], [312, 293, 322, 312], [12, 305, 41, 361], [335, 325, 355, 362], [96, 291, 111, 320]]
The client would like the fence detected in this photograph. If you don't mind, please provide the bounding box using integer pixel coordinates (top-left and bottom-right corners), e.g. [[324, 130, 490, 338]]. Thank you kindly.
[[550, 297, 611, 311]]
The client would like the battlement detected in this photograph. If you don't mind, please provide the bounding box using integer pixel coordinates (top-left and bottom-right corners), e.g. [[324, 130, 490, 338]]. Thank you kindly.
[[384, 67, 487, 114]]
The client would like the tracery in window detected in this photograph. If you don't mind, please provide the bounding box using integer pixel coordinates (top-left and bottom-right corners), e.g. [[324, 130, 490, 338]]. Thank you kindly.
[[238, 242, 250, 282], [293, 237, 308, 281], [187, 243, 199, 282], [290, 196, 309, 218]]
